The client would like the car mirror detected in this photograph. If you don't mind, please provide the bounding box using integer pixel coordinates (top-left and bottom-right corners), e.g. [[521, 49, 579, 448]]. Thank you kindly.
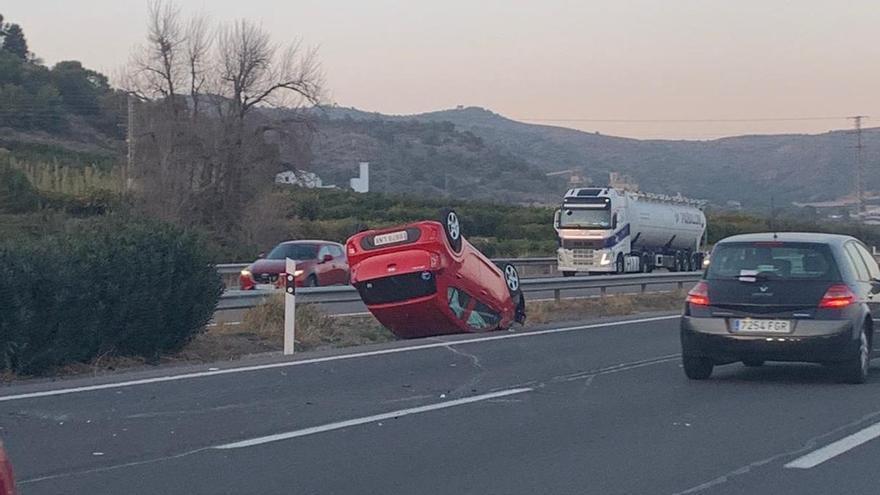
[[611, 213, 618, 229], [322, 254, 334, 263], [553, 210, 561, 230]]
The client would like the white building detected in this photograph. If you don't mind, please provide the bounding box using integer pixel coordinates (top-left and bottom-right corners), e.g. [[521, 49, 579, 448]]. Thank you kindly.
[[350, 162, 370, 193], [275, 170, 324, 188]]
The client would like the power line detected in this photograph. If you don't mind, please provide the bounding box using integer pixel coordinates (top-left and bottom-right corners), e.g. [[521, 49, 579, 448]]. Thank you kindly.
[[518, 116, 857, 124]]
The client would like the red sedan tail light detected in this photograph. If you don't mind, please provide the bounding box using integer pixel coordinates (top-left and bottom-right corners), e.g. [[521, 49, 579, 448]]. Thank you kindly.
[[819, 284, 856, 309], [686, 281, 710, 306], [0, 442, 16, 495]]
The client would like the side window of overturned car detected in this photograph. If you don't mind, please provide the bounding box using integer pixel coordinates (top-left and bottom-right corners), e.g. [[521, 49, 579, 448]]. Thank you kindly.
[[468, 301, 500, 330], [447, 287, 471, 319]]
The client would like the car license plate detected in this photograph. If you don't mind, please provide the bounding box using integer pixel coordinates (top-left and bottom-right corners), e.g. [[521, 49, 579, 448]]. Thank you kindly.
[[733, 319, 791, 333], [255, 283, 276, 290], [374, 231, 408, 246]]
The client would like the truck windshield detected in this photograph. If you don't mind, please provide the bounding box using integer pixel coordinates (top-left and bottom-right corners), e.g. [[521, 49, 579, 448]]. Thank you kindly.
[[559, 208, 611, 229]]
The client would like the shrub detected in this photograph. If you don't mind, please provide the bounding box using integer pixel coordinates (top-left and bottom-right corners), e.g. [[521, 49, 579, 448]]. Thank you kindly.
[[0, 218, 222, 374], [0, 163, 39, 213]]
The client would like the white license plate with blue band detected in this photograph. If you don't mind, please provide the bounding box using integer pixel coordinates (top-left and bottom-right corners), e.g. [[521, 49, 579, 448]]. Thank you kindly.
[[374, 231, 408, 246], [733, 319, 791, 333]]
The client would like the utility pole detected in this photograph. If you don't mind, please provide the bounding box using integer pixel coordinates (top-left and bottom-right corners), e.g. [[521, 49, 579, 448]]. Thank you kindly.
[[849, 115, 869, 221], [125, 94, 135, 195]]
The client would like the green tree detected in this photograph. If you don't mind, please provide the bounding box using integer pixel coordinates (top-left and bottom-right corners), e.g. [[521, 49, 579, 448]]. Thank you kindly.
[[1, 22, 28, 60], [50, 60, 110, 115]]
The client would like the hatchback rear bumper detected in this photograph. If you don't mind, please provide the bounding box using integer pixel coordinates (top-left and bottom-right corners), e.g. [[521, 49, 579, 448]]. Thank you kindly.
[[681, 316, 857, 363]]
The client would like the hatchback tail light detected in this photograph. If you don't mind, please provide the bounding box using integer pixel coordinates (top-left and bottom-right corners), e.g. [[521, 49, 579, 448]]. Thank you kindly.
[[819, 284, 856, 309], [686, 281, 710, 306]]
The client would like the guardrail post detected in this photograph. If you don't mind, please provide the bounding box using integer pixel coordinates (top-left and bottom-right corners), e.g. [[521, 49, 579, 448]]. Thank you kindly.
[[600, 286, 607, 298], [284, 258, 296, 356], [677, 281, 684, 290], [640, 283, 647, 294], [554, 288, 561, 302]]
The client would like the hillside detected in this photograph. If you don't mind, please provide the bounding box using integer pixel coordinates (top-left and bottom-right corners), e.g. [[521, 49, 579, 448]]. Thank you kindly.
[[318, 106, 880, 207]]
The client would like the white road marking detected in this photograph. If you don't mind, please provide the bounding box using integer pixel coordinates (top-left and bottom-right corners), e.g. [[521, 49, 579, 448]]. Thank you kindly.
[[784, 421, 880, 469], [0, 314, 678, 403], [212, 387, 533, 450]]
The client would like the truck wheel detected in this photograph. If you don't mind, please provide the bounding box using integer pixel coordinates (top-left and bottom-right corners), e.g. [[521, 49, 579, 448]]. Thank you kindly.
[[615, 254, 625, 274], [646, 252, 655, 273], [562, 271, 576, 277], [440, 208, 463, 253], [641, 253, 650, 273], [671, 252, 680, 272], [685, 252, 694, 272]]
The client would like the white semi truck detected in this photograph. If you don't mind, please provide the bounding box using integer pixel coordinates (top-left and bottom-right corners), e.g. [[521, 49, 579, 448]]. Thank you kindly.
[[553, 187, 707, 275]]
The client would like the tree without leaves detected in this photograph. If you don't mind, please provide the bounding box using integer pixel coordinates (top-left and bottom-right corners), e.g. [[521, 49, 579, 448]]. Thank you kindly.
[[123, 2, 324, 234]]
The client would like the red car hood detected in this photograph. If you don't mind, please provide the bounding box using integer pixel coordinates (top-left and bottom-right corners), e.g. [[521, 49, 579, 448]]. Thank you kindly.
[[248, 259, 308, 273]]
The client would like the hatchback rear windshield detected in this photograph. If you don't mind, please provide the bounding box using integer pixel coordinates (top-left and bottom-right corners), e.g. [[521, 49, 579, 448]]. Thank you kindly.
[[707, 242, 840, 281]]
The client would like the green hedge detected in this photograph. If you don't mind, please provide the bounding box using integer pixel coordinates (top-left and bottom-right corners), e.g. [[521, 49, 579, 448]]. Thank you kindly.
[[0, 219, 222, 374]]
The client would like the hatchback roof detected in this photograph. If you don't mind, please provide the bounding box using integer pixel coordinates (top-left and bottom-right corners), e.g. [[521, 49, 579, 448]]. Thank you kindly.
[[718, 232, 857, 245]]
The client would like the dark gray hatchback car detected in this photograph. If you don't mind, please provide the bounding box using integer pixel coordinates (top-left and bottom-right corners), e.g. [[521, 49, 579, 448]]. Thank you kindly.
[[681, 232, 880, 383]]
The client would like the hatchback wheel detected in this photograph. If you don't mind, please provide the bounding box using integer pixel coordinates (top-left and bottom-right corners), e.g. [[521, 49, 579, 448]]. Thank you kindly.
[[683, 356, 713, 380], [306, 275, 318, 287], [440, 208, 463, 253], [839, 328, 870, 384], [503, 263, 521, 295]]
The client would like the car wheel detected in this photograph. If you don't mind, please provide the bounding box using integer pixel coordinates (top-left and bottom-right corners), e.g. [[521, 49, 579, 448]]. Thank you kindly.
[[742, 359, 765, 367], [306, 275, 318, 287], [440, 208, 463, 253], [615, 254, 625, 274], [839, 328, 870, 384], [503, 263, 521, 295], [683, 356, 713, 380], [562, 271, 576, 277]]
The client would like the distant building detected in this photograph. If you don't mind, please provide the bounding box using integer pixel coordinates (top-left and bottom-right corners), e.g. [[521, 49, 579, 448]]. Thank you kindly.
[[275, 169, 333, 189], [350, 162, 370, 193]]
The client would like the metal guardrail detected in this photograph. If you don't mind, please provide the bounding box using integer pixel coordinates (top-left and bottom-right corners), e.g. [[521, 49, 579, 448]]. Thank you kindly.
[[217, 271, 703, 310], [216, 257, 557, 275]]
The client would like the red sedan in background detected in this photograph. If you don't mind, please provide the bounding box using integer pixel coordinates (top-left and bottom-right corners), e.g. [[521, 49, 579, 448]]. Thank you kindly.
[[346, 209, 526, 338], [0, 439, 16, 495], [240, 240, 349, 290]]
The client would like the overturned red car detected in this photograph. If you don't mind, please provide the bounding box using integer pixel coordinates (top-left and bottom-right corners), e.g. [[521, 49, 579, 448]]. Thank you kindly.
[[346, 209, 526, 338]]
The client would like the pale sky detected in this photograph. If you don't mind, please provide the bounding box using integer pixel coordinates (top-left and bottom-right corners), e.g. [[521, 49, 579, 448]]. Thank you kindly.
[[5, 0, 880, 139]]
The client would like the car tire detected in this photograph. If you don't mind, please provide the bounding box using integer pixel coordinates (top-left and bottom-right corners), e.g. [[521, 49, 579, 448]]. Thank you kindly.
[[306, 275, 318, 287], [440, 208, 463, 253], [562, 271, 576, 277], [502, 263, 521, 296], [742, 359, 765, 367], [683, 356, 713, 380], [839, 327, 870, 384]]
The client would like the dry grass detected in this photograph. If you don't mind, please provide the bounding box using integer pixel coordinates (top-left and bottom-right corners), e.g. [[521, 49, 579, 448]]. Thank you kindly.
[[240, 293, 395, 351], [525, 290, 686, 325]]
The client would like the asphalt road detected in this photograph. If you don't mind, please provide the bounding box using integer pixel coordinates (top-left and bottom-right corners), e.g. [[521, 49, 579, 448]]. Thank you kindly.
[[4, 313, 880, 494]]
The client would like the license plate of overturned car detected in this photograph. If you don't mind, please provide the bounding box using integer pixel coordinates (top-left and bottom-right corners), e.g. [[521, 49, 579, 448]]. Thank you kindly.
[[374, 231, 408, 246], [733, 319, 791, 333]]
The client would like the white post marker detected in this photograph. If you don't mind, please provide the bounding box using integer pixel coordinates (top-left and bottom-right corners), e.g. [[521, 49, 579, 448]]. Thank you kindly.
[[284, 257, 296, 355]]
